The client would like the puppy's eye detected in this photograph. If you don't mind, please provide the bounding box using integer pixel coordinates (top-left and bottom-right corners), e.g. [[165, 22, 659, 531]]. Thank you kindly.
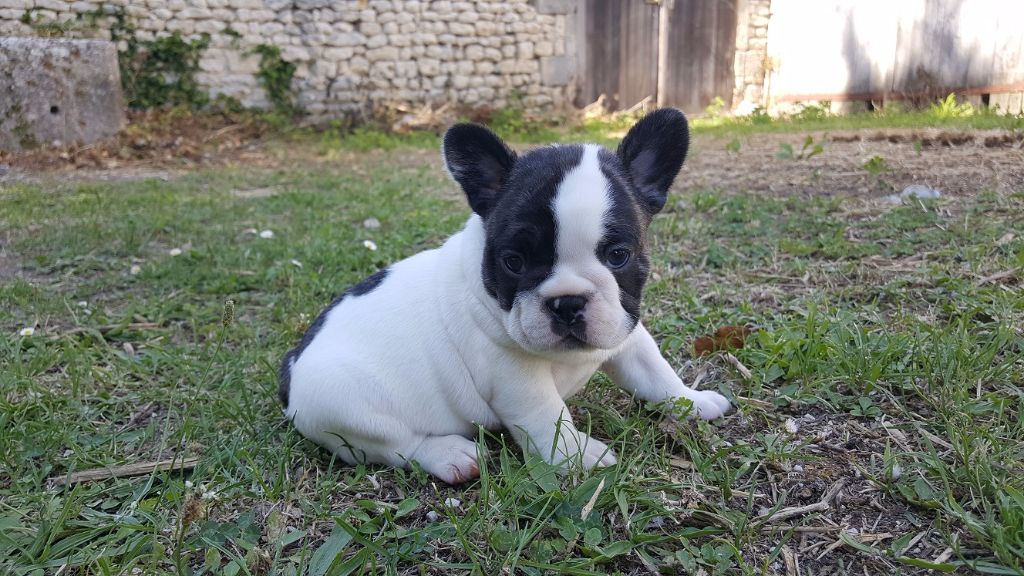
[[606, 246, 631, 269], [503, 254, 524, 274]]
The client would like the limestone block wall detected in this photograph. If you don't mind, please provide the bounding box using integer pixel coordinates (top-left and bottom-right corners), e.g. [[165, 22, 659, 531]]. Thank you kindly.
[[0, 0, 576, 118], [732, 0, 771, 112]]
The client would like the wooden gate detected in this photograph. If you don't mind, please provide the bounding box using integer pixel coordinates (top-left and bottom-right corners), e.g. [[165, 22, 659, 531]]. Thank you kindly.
[[577, 1, 661, 112], [576, 0, 738, 115], [660, 0, 738, 113]]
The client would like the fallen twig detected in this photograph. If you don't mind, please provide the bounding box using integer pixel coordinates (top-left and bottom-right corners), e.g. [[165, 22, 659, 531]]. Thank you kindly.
[[759, 480, 845, 523], [48, 456, 199, 486], [782, 545, 800, 576], [56, 322, 162, 338], [724, 353, 753, 380]]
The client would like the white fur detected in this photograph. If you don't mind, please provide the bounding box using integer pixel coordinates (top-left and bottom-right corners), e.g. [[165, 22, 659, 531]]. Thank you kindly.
[[286, 149, 730, 484]]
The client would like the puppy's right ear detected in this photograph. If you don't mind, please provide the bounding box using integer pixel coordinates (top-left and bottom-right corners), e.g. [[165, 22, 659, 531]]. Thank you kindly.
[[443, 123, 517, 218]]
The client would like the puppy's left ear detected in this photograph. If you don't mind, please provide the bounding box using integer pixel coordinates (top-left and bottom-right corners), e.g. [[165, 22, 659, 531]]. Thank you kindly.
[[617, 108, 689, 215], [443, 123, 517, 218]]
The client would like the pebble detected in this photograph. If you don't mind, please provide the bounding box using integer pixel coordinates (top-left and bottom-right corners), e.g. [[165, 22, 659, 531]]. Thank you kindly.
[[362, 217, 381, 229], [886, 184, 941, 203]]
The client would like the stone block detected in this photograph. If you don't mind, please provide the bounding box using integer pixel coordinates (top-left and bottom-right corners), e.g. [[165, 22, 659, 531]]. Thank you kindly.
[[1, 38, 125, 150], [539, 54, 570, 86]]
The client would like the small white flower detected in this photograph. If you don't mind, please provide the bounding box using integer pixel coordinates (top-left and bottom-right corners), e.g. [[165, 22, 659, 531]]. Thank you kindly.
[[425, 510, 440, 522], [184, 480, 194, 489], [130, 264, 142, 275], [169, 248, 183, 256], [19, 327, 35, 337], [784, 418, 799, 434], [363, 240, 378, 251], [290, 259, 303, 268], [77, 301, 88, 308], [201, 490, 217, 500], [443, 497, 461, 508], [888, 463, 903, 481], [259, 229, 274, 239]]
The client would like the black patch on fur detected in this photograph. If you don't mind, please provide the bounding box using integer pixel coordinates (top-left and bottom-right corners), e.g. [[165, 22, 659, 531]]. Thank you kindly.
[[277, 268, 390, 407], [596, 148, 650, 329], [480, 145, 585, 310]]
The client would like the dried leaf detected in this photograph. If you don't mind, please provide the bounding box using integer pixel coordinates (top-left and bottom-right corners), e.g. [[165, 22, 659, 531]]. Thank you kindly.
[[694, 325, 754, 356]]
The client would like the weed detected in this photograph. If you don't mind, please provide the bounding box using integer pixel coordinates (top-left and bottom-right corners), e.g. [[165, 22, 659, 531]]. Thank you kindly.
[[777, 135, 824, 160], [930, 93, 975, 119], [863, 155, 888, 175], [251, 44, 300, 117]]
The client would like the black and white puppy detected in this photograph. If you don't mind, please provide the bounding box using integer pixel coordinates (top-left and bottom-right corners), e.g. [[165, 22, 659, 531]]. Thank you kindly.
[[279, 108, 730, 484]]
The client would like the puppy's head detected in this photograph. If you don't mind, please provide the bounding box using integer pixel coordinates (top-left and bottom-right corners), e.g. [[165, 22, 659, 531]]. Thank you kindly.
[[444, 108, 689, 354]]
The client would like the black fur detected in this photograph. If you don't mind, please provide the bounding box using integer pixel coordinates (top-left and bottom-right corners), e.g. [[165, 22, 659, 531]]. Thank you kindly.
[[596, 148, 650, 328], [278, 268, 390, 407], [616, 108, 690, 215], [443, 123, 518, 218], [479, 145, 584, 310]]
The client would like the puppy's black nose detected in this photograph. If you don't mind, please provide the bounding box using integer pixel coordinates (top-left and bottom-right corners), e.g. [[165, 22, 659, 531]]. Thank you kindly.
[[545, 295, 587, 325]]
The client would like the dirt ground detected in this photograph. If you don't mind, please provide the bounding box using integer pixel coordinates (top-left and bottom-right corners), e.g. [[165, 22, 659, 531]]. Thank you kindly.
[[685, 129, 1024, 199], [3, 112, 1022, 201]]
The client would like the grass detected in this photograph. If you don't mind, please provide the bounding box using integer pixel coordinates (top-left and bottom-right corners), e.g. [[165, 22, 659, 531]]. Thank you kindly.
[[1, 125, 1023, 575], [304, 100, 1024, 153]]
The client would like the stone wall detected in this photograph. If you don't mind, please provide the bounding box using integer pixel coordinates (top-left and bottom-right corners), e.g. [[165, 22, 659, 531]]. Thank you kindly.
[[0, 0, 575, 119], [732, 0, 771, 113]]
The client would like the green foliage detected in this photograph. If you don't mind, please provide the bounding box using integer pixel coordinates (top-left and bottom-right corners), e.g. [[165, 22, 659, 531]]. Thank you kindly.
[[105, 6, 210, 109], [486, 106, 559, 142], [20, 8, 73, 36], [776, 135, 824, 160], [704, 96, 727, 118], [863, 154, 888, 175], [930, 93, 975, 119], [251, 44, 300, 117], [6, 103, 38, 149]]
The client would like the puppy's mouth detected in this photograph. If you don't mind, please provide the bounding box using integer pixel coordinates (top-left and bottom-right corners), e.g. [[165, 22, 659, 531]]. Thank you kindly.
[[552, 322, 590, 349]]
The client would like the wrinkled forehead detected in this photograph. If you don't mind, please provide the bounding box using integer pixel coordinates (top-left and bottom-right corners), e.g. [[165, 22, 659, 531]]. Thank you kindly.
[[490, 144, 641, 243]]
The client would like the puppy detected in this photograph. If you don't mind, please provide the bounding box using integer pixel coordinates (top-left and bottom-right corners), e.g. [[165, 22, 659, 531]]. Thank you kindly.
[[279, 108, 730, 484]]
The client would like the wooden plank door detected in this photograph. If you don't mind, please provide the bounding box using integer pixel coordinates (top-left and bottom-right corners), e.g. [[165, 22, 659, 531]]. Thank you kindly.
[[660, 0, 738, 114], [576, 0, 660, 110]]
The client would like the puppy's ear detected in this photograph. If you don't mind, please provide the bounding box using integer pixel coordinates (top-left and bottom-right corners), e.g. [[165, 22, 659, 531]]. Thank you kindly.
[[616, 107, 689, 215], [443, 123, 517, 218]]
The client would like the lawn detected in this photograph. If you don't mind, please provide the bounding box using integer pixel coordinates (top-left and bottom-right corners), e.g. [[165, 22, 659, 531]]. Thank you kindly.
[[1, 119, 1023, 575]]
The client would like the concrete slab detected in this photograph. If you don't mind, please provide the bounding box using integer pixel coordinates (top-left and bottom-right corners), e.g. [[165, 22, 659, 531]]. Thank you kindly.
[[1, 37, 125, 151]]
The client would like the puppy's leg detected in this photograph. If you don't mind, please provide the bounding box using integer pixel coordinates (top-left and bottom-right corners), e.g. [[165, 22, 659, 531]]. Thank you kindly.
[[602, 323, 730, 420], [493, 378, 617, 469], [407, 434, 481, 485]]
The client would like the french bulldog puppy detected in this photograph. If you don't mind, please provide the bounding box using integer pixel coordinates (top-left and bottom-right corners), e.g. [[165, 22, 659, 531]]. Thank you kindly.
[[279, 108, 730, 484]]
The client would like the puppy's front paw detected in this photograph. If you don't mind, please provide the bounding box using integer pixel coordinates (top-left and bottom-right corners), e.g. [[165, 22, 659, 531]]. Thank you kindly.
[[411, 435, 480, 485], [580, 435, 617, 469], [690, 390, 731, 420]]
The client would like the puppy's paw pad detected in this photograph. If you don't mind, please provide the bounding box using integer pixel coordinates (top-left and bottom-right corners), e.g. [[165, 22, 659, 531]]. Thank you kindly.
[[692, 390, 731, 420]]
